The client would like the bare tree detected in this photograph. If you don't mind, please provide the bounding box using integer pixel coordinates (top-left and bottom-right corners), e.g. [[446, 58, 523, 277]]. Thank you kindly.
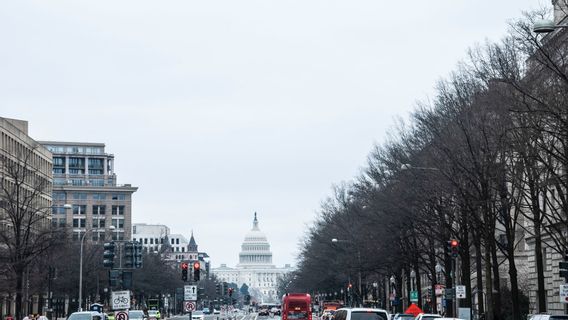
[[0, 144, 62, 320]]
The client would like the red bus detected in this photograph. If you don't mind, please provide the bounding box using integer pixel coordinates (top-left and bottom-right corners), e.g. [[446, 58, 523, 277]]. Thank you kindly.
[[282, 293, 311, 320]]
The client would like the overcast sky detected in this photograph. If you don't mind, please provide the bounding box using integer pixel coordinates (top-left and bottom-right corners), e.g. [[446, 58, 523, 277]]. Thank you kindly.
[[1, 0, 545, 268]]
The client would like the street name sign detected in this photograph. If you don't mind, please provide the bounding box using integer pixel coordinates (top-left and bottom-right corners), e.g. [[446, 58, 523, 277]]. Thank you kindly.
[[111, 291, 131, 310], [184, 301, 196, 312], [560, 284, 568, 303], [456, 285, 466, 299], [184, 285, 197, 301], [410, 291, 418, 302]]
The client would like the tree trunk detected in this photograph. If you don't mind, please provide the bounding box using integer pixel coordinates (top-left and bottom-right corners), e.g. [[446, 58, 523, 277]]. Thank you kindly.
[[534, 220, 546, 313], [508, 252, 521, 320], [415, 266, 422, 308], [16, 266, 24, 320], [491, 241, 502, 320], [474, 235, 485, 317], [484, 240, 494, 320]]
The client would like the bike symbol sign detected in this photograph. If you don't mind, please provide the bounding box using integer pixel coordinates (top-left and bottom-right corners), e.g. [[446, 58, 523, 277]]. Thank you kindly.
[[184, 301, 196, 312], [111, 290, 131, 310], [115, 311, 128, 320]]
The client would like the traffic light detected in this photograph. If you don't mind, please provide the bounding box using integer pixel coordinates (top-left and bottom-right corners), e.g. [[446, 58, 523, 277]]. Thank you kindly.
[[193, 261, 201, 281], [181, 262, 189, 281], [124, 242, 134, 268], [134, 241, 143, 268], [216, 283, 221, 294], [560, 250, 568, 279], [448, 239, 459, 258], [228, 287, 234, 297], [109, 269, 122, 288], [103, 242, 116, 268]]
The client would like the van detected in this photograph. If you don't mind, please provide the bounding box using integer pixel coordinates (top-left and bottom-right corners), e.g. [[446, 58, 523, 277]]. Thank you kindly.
[[334, 308, 389, 320]]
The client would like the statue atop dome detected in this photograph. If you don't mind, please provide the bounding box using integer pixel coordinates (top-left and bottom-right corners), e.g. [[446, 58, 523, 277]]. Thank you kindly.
[[253, 212, 259, 230]]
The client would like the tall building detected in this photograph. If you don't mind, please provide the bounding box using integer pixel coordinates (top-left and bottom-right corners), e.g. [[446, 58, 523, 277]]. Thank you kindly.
[[132, 223, 170, 253], [211, 213, 291, 303], [0, 117, 53, 317], [39, 141, 137, 241]]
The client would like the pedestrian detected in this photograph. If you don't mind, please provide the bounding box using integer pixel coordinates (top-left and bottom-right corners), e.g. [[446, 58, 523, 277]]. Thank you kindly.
[[5, 314, 14, 320], [22, 314, 31, 320], [37, 313, 48, 320]]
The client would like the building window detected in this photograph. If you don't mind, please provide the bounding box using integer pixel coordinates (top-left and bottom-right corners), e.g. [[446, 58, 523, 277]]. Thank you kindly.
[[176, 239, 179, 245], [112, 218, 124, 229], [91, 179, 104, 186], [93, 205, 106, 215], [150, 238, 154, 244], [93, 218, 105, 228], [73, 205, 86, 215], [73, 218, 86, 228], [112, 205, 125, 215], [93, 193, 106, 200], [182, 247, 185, 252], [73, 193, 88, 200], [53, 157, 65, 166], [171, 239, 174, 245], [112, 194, 126, 201]]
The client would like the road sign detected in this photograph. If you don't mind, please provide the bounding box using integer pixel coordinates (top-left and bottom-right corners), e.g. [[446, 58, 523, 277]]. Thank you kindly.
[[560, 284, 568, 303], [115, 311, 128, 320], [184, 285, 197, 301], [111, 290, 131, 310], [456, 285, 466, 299], [444, 288, 454, 299], [410, 291, 418, 302], [184, 301, 196, 312]]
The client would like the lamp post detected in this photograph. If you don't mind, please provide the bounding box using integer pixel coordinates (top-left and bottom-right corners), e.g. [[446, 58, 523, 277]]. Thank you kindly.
[[389, 276, 396, 314], [331, 238, 362, 307], [78, 228, 93, 311]]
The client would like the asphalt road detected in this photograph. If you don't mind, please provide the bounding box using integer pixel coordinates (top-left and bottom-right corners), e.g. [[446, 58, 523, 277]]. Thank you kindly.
[[168, 313, 268, 320]]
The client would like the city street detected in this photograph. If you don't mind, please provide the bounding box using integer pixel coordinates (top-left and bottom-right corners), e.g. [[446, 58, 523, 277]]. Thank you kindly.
[[168, 314, 265, 320]]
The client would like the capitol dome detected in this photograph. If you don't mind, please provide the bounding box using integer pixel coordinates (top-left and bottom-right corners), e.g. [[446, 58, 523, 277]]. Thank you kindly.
[[238, 213, 274, 266]]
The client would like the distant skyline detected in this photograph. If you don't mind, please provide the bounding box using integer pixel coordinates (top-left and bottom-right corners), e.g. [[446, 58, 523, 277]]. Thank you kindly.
[[1, 0, 544, 268]]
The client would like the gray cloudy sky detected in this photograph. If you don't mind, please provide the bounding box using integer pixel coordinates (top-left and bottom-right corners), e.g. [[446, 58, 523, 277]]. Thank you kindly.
[[1, 0, 543, 267]]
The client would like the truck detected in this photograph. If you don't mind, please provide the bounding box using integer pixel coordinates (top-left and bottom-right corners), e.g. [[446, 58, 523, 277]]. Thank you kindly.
[[282, 293, 311, 320]]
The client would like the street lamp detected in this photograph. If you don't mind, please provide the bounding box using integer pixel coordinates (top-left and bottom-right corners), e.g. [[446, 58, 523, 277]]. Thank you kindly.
[[533, 19, 568, 33], [78, 225, 116, 311], [400, 164, 440, 171]]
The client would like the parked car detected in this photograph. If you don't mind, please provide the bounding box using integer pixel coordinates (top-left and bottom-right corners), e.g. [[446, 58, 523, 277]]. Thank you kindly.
[[213, 309, 221, 315], [259, 307, 270, 316], [128, 310, 147, 320], [415, 314, 442, 320], [334, 308, 389, 320], [321, 310, 336, 320], [529, 315, 568, 320], [68, 312, 106, 320], [393, 314, 415, 320], [192, 311, 205, 320], [147, 310, 160, 320]]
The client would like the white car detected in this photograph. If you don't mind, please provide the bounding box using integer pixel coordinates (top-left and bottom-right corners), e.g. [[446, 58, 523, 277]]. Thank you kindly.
[[529, 316, 568, 320], [334, 308, 389, 320], [192, 311, 205, 320], [415, 314, 442, 320], [68, 312, 106, 320]]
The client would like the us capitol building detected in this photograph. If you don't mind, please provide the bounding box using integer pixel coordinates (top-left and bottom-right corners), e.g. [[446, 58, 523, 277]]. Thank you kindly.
[[211, 213, 291, 303]]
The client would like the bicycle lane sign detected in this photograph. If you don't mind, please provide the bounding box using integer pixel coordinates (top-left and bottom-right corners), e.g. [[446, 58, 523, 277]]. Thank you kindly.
[[112, 290, 131, 310]]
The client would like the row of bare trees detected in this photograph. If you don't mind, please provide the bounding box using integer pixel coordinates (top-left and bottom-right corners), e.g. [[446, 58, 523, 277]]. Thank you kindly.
[[293, 7, 567, 320]]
